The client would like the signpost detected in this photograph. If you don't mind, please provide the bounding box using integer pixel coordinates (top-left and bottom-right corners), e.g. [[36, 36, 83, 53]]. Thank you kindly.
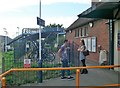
[[37, 0, 45, 83]]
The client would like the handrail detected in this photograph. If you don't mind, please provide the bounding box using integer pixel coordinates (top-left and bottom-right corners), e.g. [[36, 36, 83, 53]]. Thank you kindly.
[[0, 65, 120, 88], [7, 65, 120, 71], [104, 84, 120, 86]]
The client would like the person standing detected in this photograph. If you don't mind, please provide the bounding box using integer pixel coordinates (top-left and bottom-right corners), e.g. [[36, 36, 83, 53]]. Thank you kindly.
[[78, 39, 88, 74], [58, 40, 73, 79]]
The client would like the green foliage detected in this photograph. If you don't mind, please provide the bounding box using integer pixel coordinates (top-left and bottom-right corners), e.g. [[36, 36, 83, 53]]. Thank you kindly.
[[58, 35, 65, 46], [0, 52, 2, 69], [3, 51, 14, 59], [0, 52, 2, 58], [46, 23, 64, 28]]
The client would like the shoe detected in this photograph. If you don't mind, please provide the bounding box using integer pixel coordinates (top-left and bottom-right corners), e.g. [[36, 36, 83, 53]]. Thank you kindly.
[[80, 71, 84, 74], [84, 70, 88, 74], [81, 69, 88, 74], [80, 69, 84, 74], [67, 76, 74, 79], [61, 76, 67, 79], [84, 69, 88, 74]]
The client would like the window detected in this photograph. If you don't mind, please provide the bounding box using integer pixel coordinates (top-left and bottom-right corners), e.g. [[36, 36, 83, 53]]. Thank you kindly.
[[79, 28, 81, 37], [75, 29, 79, 37], [87, 38, 92, 51], [75, 27, 88, 38], [80, 28, 82, 37], [91, 37, 96, 52], [80, 27, 88, 37], [85, 27, 88, 36], [83, 37, 96, 52], [81, 28, 84, 37]]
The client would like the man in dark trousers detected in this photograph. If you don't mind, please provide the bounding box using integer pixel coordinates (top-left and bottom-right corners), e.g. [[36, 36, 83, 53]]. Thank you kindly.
[[58, 40, 73, 79]]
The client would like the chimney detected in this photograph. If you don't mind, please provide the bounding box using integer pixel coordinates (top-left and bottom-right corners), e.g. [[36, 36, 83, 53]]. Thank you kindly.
[[91, 0, 99, 6]]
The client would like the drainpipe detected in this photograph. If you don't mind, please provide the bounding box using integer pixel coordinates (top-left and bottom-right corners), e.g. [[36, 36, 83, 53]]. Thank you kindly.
[[111, 19, 114, 65], [109, 19, 114, 65]]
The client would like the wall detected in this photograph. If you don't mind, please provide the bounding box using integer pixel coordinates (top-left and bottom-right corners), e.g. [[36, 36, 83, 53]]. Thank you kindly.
[[89, 19, 109, 62], [114, 19, 120, 71], [66, 28, 80, 45], [66, 19, 109, 63]]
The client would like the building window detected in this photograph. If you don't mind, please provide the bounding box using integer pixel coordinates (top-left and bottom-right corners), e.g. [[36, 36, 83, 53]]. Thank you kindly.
[[91, 37, 96, 52], [75, 27, 88, 38], [80, 27, 88, 37], [80, 28, 82, 37], [81, 28, 84, 37], [83, 37, 96, 52], [75, 29, 79, 38]]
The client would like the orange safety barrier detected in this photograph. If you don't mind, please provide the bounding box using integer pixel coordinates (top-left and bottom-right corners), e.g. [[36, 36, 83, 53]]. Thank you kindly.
[[76, 69, 80, 88], [0, 65, 120, 88], [1, 77, 6, 88], [104, 83, 120, 86]]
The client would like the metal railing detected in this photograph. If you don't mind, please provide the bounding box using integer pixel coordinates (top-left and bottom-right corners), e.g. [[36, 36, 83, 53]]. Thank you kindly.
[[0, 65, 120, 88]]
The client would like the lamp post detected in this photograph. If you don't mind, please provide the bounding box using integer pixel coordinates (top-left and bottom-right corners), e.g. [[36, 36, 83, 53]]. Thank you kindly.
[[17, 27, 20, 35], [3, 28, 8, 52]]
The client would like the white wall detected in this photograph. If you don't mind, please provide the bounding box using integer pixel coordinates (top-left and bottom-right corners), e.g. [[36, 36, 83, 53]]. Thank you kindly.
[[114, 19, 120, 71]]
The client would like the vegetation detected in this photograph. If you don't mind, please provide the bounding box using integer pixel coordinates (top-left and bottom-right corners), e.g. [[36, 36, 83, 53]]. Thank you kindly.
[[46, 23, 64, 28], [0, 52, 2, 69], [2, 51, 62, 86], [1, 24, 69, 86], [43, 23, 66, 52]]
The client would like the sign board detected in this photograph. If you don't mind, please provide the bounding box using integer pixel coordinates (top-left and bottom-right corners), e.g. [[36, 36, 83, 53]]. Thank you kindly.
[[22, 28, 39, 34], [118, 32, 120, 51], [24, 59, 31, 68], [37, 17, 45, 27]]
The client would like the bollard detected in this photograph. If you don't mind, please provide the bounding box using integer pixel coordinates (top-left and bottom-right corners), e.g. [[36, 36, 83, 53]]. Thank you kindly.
[[76, 69, 80, 88], [2, 77, 6, 88]]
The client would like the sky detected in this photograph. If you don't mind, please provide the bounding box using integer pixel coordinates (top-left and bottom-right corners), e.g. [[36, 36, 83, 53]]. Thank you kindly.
[[0, 0, 91, 39]]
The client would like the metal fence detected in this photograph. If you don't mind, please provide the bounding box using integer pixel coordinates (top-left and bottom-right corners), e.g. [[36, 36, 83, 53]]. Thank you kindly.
[[2, 41, 79, 86]]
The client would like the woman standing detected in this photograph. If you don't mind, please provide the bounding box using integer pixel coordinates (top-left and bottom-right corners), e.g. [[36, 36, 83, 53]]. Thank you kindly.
[[78, 39, 88, 74]]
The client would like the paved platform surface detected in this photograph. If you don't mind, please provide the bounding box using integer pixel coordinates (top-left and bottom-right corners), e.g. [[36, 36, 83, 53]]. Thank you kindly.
[[21, 60, 120, 87]]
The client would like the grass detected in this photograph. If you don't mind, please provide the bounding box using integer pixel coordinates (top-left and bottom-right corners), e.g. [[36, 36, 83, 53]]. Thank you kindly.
[[0, 52, 2, 69]]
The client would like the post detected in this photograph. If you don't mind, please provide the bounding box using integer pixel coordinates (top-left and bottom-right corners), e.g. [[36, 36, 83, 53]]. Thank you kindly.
[[5, 35, 7, 52], [17, 27, 20, 35], [2, 57, 5, 73], [57, 26, 59, 46], [38, 0, 42, 83], [3, 28, 7, 52], [2, 77, 6, 88], [76, 69, 80, 88], [68, 41, 70, 64]]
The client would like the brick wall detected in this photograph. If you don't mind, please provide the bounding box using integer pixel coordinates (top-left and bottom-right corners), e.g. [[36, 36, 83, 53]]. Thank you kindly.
[[66, 19, 109, 63]]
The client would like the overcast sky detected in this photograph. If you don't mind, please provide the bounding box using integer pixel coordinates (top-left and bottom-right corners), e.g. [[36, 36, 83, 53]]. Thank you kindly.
[[0, 0, 91, 38]]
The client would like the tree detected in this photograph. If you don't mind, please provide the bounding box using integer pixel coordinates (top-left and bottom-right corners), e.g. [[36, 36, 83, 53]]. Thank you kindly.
[[46, 23, 64, 28]]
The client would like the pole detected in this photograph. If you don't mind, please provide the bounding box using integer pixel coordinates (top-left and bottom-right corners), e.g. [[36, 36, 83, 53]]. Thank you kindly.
[[38, 0, 42, 83], [57, 26, 59, 47], [2, 77, 6, 88], [3, 28, 7, 52], [76, 69, 80, 88], [17, 27, 19, 35]]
